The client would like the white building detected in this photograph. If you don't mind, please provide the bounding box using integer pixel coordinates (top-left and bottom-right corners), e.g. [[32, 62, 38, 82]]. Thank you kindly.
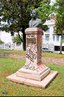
[[42, 17, 64, 53], [0, 17, 23, 50], [0, 31, 23, 50]]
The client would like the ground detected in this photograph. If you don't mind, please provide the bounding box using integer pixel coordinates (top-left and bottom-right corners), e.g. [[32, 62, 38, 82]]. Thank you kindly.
[[42, 57, 64, 66], [7, 52, 64, 66], [0, 50, 64, 96], [12, 55, 64, 66]]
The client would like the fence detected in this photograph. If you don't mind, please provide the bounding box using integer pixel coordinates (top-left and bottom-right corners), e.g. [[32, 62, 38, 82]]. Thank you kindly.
[[0, 43, 23, 50]]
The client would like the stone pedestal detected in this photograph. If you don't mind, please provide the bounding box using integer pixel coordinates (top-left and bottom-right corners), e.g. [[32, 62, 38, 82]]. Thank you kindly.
[[7, 28, 58, 88]]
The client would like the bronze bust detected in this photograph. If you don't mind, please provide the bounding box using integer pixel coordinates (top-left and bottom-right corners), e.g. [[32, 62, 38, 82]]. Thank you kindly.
[[29, 10, 42, 28]]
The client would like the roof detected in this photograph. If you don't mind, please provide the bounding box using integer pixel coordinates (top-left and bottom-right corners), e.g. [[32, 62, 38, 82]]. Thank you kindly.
[[43, 19, 55, 26]]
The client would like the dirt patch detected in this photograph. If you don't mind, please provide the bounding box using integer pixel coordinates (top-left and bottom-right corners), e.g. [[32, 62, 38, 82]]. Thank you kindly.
[[9, 54, 26, 59], [0, 52, 64, 66], [42, 57, 64, 66], [14, 55, 64, 66]]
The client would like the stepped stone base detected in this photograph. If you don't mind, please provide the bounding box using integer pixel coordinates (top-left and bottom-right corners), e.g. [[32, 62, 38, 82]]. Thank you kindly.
[[16, 65, 50, 81], [7, 70, 58, 88]]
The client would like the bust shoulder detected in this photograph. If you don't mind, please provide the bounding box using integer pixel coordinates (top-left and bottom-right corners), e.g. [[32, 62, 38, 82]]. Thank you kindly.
[[29, 18, 42, 27], [36, 18, 42, 23]]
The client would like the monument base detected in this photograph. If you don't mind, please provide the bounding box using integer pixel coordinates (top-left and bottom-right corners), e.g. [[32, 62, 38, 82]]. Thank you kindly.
[[7, 28, 58, 88], [7, 70, 58, 88], [7, 64, 58, 88], [16, 65, 50, 81]]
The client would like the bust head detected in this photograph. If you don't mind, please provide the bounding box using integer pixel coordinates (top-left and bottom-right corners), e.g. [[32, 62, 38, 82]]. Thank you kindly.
[[30, 10, 37, 19]]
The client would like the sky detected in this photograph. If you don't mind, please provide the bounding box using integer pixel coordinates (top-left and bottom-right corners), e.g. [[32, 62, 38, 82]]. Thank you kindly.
[[50, 0, 56, 5], [0, 0, 56, 44]]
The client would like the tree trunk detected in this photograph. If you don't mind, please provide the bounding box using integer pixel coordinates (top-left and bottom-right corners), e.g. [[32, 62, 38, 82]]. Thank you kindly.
[[23, 32, 26, 51], [22, 28, 26, 51], [60, 35, 62, 54]]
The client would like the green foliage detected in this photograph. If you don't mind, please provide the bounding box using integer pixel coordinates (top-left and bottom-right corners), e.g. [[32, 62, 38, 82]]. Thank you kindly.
[[0, 39, 4, 44], [36, 0, 52, 30], [0, 0, 42, 33], [53, 0, 64, 35], [53, 0, 64, 54], [14, 35, 23, 44], [36, 0, 50, 21], [0, 0, 43, 50], [0, 0, 52, 32]]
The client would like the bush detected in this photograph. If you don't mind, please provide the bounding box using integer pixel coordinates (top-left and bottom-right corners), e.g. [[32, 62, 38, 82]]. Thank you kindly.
[[0, 39, 4, 44]]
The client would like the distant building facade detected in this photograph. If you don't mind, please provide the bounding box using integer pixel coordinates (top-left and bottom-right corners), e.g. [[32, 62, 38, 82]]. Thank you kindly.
[[0, 31, 23, 50], [42, 17, 64, 52]]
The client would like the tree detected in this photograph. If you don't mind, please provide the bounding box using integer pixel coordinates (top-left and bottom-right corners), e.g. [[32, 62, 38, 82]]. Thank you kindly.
[[0, 0, 43, 50], [36, 0, 50, 21], [36, 0, 52, 31], [0, 0, 51, 50], [53, 0, 64, 54]]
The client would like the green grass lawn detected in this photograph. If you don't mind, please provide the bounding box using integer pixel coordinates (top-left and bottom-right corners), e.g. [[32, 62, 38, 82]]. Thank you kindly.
[[0, 49, 26, 55], [0, 49, 64, 58], [0, 51, 64, 96], [42, 52, 64, 58]]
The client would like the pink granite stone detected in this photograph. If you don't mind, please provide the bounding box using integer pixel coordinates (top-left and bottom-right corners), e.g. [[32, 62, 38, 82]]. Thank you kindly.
[[25, 28, 43, 34], [7, 71, 58, 88], [25, 27, 43, 67], [7, 27, 58, 88]]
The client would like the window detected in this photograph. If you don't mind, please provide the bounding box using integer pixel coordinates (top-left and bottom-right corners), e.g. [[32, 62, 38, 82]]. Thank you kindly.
[[62, 35, 64, 42], [45, 34, 49, 41], [53, 35, 55, 41], [56, 35, 59, 41]]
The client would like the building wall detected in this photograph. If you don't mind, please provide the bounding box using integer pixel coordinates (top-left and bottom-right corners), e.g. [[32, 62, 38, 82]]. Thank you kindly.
[[0, 31, 23, 50], [42, 19, 64, 52]]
